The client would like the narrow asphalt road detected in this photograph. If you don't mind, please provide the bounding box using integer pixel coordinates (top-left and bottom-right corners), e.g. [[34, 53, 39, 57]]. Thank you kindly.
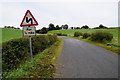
[[56, 36, 118, 78]]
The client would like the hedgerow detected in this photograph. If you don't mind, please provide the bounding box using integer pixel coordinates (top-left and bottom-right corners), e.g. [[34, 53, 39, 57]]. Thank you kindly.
[[2, 35, 58, 72], [54, 33, 67, 36], [82, 33, 91, 39], [90, 31, 113, 42], [74, 32, 83, 37]]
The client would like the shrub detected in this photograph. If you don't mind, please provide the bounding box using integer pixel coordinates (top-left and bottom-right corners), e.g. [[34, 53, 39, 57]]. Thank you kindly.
[[54, 33, 67, 36], [2, 35, 58, 72], [62, 34, 67, 36], [2, 38, 29, 72], [90, 31, 113, 42], [82, 33, 91, 39], [54, 33, 62, 36], [74, 32, 83, 37]]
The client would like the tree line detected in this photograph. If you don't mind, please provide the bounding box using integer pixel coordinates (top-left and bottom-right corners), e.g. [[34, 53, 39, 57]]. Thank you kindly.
[[4, 26, 20, 29], [36, 23, 69, 34], [36, 23, 108, 34]]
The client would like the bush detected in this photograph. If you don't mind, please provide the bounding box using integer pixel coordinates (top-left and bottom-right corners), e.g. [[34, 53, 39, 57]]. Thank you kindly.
[[2, 35, 58, 72], [39, 27, 48, 34], [82, 33, 91, 39], [62, 34, 67, 36], [54, 33, 67, 36], [74, 32, 83, 37], [90, 31, 113, 42]]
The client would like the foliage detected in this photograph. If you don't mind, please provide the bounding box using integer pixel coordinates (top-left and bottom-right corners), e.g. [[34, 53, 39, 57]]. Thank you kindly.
[[2, 35, 58, 73], [55, 25, 61, 30], [4, 26, 20, 29], [48, 23, 55, 31], [54, 33, 67, 36], [3, 38, 63, 78], [99, 24, 107, 28], [2, 38, 29, 72], [94, 24, 108, 29], [48, 28, 119, 47], [74, 27, 81, 29], [82, 33, 91, 39], [81, 25, 89, 29], [90, 31, 113, 42], [39, 27, 48, 34], [71, 27, 74, 29], [62, 24, 68, 30], [36, 29, 40, 33], [74, 32, 83, 37]]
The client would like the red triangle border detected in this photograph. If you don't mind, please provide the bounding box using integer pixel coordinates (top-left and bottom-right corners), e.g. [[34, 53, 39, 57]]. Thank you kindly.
[[20, 10, 38, 27]]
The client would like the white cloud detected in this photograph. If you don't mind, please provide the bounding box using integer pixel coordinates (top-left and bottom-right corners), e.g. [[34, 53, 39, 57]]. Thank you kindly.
[[1, 0, 119, 2], [0, 1, 118, 29]]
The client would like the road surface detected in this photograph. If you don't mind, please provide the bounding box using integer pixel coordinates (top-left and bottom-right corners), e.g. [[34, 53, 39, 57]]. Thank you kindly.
[[56, 36, 118, 78]]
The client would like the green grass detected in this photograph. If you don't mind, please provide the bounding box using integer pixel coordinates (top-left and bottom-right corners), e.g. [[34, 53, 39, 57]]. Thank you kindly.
[[48, 28, 119, 46], [48, 28, 120, 54], [48, 28, 118, 37], [3, 38, 63, 78], [1, 28, 22, 42]]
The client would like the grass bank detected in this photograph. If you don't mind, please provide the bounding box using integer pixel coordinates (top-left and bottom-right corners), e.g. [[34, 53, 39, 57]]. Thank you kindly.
[[48, 28, 119, 46], [3, 38, 63, 78], [48, 28, 119, 54]]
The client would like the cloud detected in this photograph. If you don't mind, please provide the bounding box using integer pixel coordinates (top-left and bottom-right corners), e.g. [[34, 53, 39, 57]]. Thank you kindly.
[[1, 0, 119, 2], [0, 1, 118, 29]]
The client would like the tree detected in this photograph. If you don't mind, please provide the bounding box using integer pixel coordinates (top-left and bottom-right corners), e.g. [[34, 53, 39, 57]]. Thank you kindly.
[[48, 23, 55, 31], [36, 30, 40, 33], [40, 27, 48, 34], [94, 24, 108, 29], [81, 25, 89, 29], [11, 26, 14, 28], [76, 27, 80, 29], [4, 26, 7, 28], [99, 24, 107, 28], [71, 27, 74, 29], [63, 24, 68, 30], [55, 25, 60, 30]]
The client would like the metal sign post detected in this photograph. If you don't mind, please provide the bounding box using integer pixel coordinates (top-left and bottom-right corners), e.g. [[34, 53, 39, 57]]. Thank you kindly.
[[29, 36, 33, 59]]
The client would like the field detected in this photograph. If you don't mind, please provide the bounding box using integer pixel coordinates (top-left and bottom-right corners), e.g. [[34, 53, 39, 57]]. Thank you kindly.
[[48, 28, 119, 44], [48, 28, 120, 54], [0, 28, 22, 43]]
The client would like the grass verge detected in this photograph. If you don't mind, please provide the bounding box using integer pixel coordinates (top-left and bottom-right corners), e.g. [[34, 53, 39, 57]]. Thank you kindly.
[[3, 38, 63, 78], [69, 36, 120, 54]]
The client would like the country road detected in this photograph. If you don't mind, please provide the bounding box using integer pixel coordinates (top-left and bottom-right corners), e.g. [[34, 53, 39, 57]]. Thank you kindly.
[[56, 36, 118, 78]]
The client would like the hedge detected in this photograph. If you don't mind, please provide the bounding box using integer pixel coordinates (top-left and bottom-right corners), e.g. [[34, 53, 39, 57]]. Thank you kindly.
[[74, 32, 83, 37], [54, 33, 67, 36], [2, 35, 58, 72], [90, 31, 113, 42], [82, 33, 91, 39]]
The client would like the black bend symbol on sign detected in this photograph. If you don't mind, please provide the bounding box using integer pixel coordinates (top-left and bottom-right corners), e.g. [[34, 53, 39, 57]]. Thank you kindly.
[[26, 17, 33, 24]]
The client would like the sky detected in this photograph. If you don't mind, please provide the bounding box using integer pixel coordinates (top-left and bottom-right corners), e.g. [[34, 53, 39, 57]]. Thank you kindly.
[[0, 0, 119, 29]]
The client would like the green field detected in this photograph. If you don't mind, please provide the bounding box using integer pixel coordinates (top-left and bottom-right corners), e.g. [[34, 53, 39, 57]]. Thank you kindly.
[[48, 28, 118, 37], [48, 28, 120, 53], [0, 28, 22, 42], [48, 28, 119, 44]]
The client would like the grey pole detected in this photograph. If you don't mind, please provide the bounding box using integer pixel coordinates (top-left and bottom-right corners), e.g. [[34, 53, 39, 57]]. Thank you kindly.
[[29, 36, 33, 59]]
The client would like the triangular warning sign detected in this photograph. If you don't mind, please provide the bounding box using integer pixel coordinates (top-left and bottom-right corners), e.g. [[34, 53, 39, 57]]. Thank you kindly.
[[20, 10, 38, 27]]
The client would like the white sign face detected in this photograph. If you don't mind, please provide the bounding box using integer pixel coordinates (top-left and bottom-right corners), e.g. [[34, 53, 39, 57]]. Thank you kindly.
[[22, 13, 36, 25], [23, 26, 36, 36], [20, 10, 38, 27]]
